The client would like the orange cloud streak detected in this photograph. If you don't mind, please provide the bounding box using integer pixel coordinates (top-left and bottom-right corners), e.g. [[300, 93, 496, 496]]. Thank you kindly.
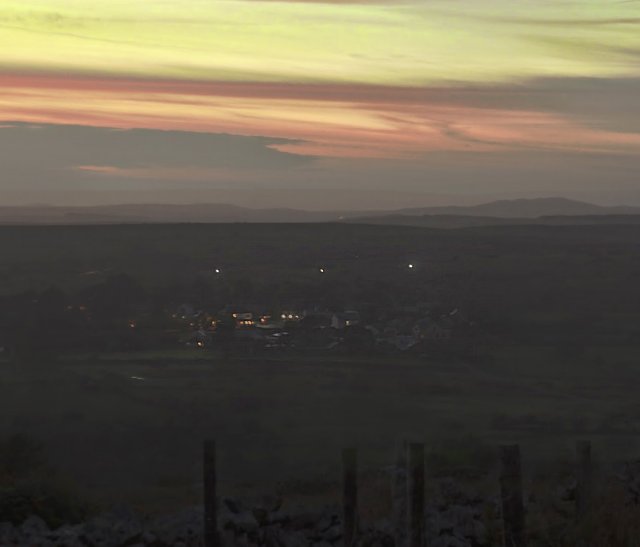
[[2, 71, 640, 160]]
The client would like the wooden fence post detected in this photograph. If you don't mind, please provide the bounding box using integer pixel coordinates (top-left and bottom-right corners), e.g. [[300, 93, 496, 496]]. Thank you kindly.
[[575, 440, 592, 517], [342, 447, 358, 547], [500, 444, 525, 547], [203, 440, 220, 547], [408, 442, 425, 547], [392, 440, 409, 547]]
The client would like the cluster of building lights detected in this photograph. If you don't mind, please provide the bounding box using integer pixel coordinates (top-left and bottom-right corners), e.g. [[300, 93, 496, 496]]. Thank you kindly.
[[281, 313, 301, 321]]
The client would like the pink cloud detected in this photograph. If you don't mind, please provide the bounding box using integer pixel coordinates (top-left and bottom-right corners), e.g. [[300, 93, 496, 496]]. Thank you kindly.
[[2, 71, 640, 160]]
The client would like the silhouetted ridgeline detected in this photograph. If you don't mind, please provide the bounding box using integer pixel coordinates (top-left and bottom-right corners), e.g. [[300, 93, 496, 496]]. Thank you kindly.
[[348, 214, 640, 229], [1, 197, 640, 225]]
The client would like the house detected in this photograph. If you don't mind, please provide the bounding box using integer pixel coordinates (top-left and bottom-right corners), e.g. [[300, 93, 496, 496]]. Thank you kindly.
[[413, 318, 452, 341], [232, 312, 255, 327], [175, 304, 198, 319], [256, 315, 282, 330], [331, 311, 361, 329], [183, 329, 211, 348], [258, 314, 273, 325], [280, 310, 304, 322]]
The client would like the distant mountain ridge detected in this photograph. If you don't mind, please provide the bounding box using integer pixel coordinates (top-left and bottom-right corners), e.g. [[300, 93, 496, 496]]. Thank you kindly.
[[0, 203, 344, 224], [382, 197, 640, 219], [347, 214, 640, 229], [0, 198, 639, 225]]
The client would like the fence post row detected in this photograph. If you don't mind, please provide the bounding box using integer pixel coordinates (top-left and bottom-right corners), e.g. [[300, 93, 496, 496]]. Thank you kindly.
[[393, 440, 409, 547], [342, 447, 359, 547], [500, 444, 525, 547], [575, 440, 592, 517], [408, 442, 425, 547], [203, 439, 220, 547], [204, 439, 595, 547]]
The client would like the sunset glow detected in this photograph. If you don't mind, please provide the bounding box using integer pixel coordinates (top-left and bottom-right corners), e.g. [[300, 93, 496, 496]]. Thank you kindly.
[[1, 0, 639, 205]]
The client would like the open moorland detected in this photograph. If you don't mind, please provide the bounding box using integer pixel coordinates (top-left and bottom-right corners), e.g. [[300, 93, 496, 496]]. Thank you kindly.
[[1, 222, 640, 511]]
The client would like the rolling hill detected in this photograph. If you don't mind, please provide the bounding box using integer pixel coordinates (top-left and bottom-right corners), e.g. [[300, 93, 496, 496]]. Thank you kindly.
[[1, 197, 639, 225]]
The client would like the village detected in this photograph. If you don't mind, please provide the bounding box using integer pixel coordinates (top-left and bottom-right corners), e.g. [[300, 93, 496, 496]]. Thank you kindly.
[[0, 265, 482, 362], [168, 301, 475, 357]]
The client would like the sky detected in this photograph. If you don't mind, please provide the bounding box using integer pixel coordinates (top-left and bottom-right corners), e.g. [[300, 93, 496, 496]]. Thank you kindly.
[[1, 0, 639, 209]]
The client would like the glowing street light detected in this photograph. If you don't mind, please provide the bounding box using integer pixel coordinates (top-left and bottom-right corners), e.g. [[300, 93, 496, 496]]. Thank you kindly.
[[214, 268, 221, 274], [408, 264, 414, 269], [319, 268, 325, 273]]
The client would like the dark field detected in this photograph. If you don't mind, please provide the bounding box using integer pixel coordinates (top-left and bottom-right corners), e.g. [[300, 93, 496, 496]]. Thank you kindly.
[[2, 223, 640, 511], [1, 222, 639, 296]]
